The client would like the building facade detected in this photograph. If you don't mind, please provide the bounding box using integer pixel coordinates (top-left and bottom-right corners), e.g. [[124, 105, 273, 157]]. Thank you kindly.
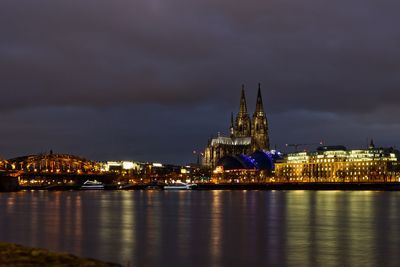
[[274, 145, 400, 182], [203, 84, 270, 168]]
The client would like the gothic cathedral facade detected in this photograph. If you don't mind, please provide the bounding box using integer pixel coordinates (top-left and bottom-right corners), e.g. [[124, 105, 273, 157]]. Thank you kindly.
[[203, 84, 270, 168]]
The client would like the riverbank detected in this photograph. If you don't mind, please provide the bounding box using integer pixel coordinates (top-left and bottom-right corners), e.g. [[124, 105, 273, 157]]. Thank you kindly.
[[0, 242, 121, 267], [195, 182, 400, 190], [14, 182, 400, 191]]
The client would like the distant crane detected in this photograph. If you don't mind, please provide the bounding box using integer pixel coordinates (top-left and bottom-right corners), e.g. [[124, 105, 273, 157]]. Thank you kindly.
[[192, 150, 204, 166], [285, 141, 324, 153]]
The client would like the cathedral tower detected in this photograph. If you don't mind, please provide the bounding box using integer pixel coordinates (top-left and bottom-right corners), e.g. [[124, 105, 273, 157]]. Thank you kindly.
[[251, 83, 270, 150], [234, 85, 252, 138]]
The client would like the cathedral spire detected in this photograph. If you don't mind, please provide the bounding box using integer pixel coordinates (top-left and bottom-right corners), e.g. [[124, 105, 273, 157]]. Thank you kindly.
[[251, 82, 270, 151], [369, 139, 375, 149], [234, 84, 251, 138], [254, 83, 264, 116], [239, 84, 248, 115]]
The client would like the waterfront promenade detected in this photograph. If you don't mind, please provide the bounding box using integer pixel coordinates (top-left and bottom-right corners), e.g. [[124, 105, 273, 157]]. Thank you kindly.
[[9, 181, 400, 191], [2, 165, 400, 192]]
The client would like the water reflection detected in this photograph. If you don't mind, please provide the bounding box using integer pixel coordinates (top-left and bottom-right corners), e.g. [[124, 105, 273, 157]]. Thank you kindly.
[[210, 190, 222, 267], [1, 191, 400, 266], [119, 191, 135, 264]]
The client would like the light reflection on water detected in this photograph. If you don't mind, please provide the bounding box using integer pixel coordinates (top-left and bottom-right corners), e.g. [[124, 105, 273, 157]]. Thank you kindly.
[[1, 190, 400, 267]]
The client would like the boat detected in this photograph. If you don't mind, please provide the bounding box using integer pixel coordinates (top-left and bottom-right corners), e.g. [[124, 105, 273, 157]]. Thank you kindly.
[[146, 185, 163, 190], [117, 183, 135, 190], [80, 180, 104, 190], [164, 182, 197, 190], [146, 181, 163, 190]]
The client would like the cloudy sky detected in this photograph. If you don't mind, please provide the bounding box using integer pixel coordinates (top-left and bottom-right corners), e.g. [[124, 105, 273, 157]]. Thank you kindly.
[[1, 0, 400, 164]]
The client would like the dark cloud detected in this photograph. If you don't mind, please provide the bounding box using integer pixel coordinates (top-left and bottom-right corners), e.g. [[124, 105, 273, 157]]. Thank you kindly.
[[0, 105, 228, 163], [1, 0, 400, 162]]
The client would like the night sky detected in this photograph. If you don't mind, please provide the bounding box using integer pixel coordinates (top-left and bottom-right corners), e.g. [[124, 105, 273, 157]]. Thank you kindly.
[[1, 0, 400, 164]]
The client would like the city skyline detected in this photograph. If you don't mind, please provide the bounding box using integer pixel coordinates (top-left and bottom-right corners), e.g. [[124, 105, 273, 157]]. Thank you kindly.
[[1, 0, 400, 164]]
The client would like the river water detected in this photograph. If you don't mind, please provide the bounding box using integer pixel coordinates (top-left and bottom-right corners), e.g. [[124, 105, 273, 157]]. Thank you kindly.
[[1, 190, 400, 267]]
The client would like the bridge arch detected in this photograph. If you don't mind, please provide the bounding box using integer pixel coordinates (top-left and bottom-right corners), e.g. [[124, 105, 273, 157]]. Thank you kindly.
[[6, 153, 100, 174]]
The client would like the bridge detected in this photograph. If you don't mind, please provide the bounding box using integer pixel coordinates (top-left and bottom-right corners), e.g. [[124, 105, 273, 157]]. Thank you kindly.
[[3, 152, 100, 174], [0, 153, 117, 188]]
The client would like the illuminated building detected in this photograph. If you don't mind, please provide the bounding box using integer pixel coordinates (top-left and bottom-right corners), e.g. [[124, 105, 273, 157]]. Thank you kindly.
[[103, 161, 143, 174], [274, 144, 400, 182], [104, 161, 198, 182], [203, 83, 270, 168]]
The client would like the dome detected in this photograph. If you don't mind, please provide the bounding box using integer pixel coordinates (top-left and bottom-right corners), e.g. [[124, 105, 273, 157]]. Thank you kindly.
[[250, 150, 274, 171], [217, 154, 257, 170], [217, 150, 283, 171], [236, 154, 258, 169], [217, 155, 244, 170]]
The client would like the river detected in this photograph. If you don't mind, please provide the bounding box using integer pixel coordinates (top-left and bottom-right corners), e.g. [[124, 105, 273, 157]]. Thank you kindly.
[[1, 190, 399, 267]]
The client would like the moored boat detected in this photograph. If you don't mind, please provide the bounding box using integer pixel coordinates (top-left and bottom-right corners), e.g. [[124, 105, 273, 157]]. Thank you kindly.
[[164, 182, 196, 190], [80, 180, 104, 190]]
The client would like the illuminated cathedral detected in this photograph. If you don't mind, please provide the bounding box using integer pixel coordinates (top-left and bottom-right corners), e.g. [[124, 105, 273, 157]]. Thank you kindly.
[[203, 84, 270, 168]]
